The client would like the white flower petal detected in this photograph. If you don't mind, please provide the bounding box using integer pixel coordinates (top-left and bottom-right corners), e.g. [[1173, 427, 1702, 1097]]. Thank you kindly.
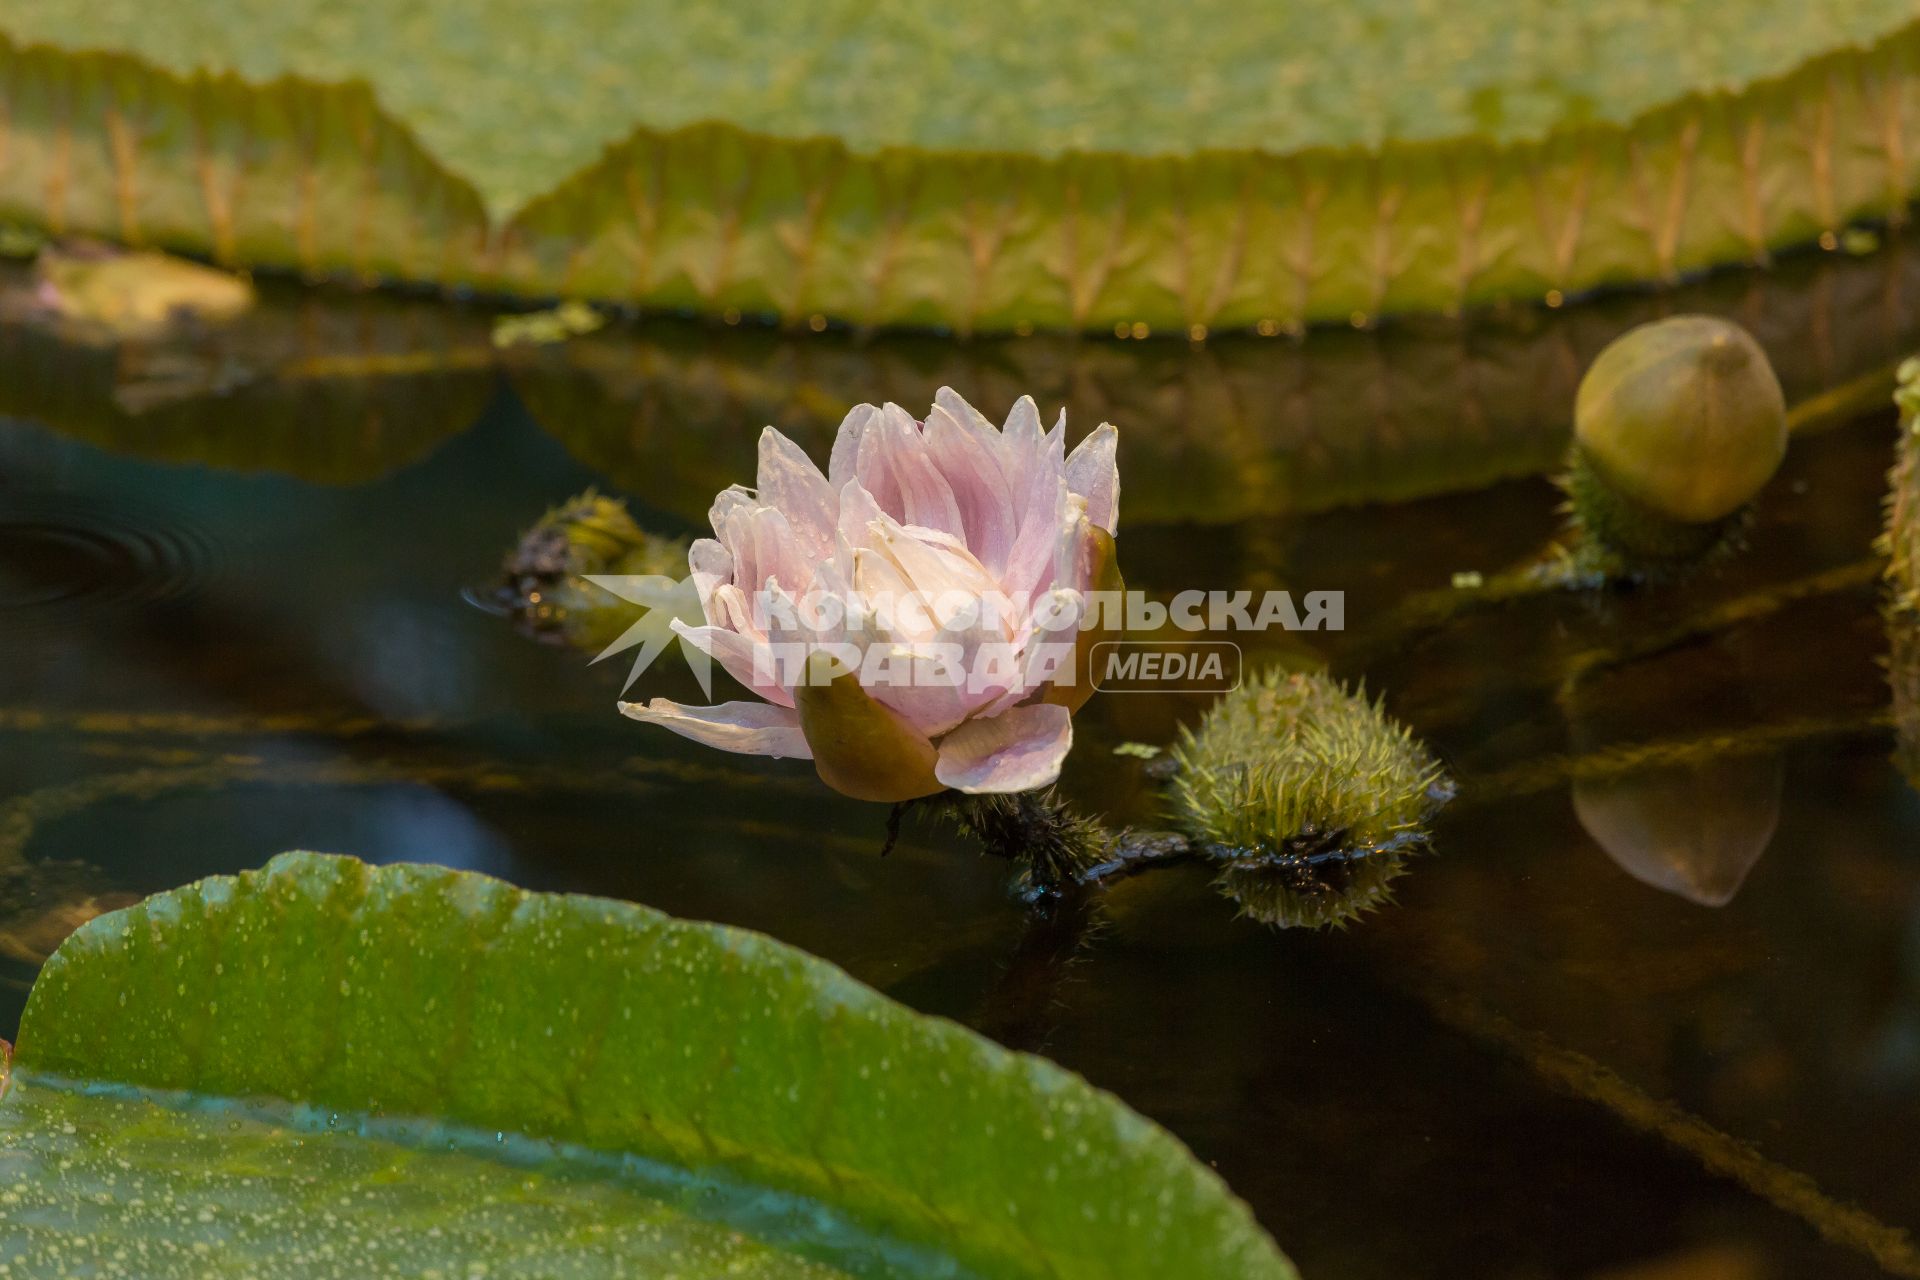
[[827, 403, 880, 492], [687, 537, 732, 619], [669, 618, 794, 707], [1064, 422, 1120, 535], [925, 403, 1018, 573], [757, 426, 838, 562], [934, 703, 1074, 794], [619, 699, 812, 759]]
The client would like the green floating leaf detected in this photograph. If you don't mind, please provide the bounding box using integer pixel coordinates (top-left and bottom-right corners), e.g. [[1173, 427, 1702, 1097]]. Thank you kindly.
[[2, 3, 1919, 330], [0, 1084, 913, 1278], [492, 300, 605, 349], [3, 852, 1292, 1279]]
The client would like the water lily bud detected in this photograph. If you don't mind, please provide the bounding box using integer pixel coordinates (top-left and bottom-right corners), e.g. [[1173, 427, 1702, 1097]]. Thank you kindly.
[[1574, 315, 1786, 526]]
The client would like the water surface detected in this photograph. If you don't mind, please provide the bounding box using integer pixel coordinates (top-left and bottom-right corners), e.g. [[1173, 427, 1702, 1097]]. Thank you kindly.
[[0, 247, 1917, 1279]]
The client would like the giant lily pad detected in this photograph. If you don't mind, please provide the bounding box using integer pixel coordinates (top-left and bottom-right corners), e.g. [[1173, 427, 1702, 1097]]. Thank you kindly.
[[1, 3, 1918, 330], [0, 852, 1291, 1278]]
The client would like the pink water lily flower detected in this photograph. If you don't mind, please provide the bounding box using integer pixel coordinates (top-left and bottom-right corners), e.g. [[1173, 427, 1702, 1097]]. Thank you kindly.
[[621, 388, 1120, 802]]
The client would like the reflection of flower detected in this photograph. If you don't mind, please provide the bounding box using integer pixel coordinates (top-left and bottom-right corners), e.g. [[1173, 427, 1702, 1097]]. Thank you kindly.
[[622, 389, 1119, 801]]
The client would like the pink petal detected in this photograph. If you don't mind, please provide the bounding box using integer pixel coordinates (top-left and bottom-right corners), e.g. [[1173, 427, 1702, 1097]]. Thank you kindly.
[[670, 618, 794, 707], [619, 699, 812, 759], [836, 480, 891, 559], [867, 664, 972, 740], [924, 403, 1017, 573], [718, 503, 811, 599], [933, 387, 1000, 439], [1049, 499, 1099, 595], [860, 404, 964, 537], [687, 537, 733, 618], [756, 427, 837, 562], [977, 588, 1085, 716], [1065, 423, 1119, 535], [934, 703, 1075, 794], [1002, 395, 1044, 451], [827, 403, 880, 492], [708, 485, 756, 535], [934, 386, 1013, 478], [999, 472, 1069, 604]]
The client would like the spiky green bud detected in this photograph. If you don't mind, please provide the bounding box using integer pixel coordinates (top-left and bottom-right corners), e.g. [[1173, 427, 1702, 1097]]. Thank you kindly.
[[1169, 669, 1449, 928], [497, 490, 689, 650]]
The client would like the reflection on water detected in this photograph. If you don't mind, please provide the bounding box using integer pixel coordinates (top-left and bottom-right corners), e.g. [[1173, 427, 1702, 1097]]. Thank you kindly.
[[0, 261, 492, 484], [1573, 755, 1784, 907], [0, 860, 133, 965], [0, 241, 1917, 1278], [504, 234, 1920, 529]]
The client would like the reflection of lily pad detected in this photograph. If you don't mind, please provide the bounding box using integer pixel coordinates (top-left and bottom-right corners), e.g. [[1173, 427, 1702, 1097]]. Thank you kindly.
[[0, 269, 492, 484], [3, 852, 1292, 1279], [3, 5, 1920, 329], [513, 240, 1920, 526]]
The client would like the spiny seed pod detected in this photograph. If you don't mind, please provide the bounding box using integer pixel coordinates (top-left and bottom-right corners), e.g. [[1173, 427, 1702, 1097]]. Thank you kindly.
[[1566, 316, 1786, 574], [1212, 847, 1409, 931], [496, 490, 690, 650], [1169, 669, 1450, 928]]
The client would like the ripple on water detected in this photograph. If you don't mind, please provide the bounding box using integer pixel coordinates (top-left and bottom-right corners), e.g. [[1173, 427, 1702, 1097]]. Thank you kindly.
[[0, 491, 212, 630]]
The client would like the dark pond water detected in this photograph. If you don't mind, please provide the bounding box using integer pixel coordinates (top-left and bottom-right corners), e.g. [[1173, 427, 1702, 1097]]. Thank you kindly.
[[0, 241, 1917, 1280]]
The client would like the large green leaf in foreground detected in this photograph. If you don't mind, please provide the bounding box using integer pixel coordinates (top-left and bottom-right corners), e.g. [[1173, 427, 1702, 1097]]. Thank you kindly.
[[3, 2, 1920, 331], [1, 852, 1291, 1279]]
